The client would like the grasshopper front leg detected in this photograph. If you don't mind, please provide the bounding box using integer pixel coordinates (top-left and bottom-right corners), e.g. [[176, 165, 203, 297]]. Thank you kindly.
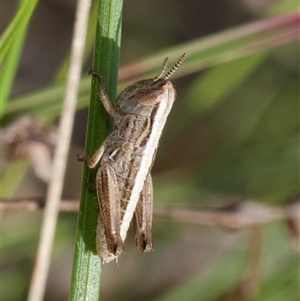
[[133, 174, 153, 252], [88, 69, 118, 120]]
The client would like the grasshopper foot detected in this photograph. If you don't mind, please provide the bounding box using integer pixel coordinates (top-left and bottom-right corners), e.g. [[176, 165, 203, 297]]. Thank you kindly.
[[76, 154, 88, 162], [84, 177, 96, 190]]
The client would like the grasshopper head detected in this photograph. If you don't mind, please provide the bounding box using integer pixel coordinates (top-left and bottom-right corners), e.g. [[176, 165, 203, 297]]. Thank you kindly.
[[115, 54, 186, 116], [115, 78, 174, 116]]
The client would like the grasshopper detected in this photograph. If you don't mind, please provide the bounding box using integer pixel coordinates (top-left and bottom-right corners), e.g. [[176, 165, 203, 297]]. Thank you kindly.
[[79, 54, 186, 263]]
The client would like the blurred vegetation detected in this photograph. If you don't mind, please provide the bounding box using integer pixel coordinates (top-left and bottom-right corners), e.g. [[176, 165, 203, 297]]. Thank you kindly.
[[1, 0, 299, 301]]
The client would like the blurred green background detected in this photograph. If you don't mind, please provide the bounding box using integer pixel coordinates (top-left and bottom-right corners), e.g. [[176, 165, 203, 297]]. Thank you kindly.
[[1, 0, 299, 301]]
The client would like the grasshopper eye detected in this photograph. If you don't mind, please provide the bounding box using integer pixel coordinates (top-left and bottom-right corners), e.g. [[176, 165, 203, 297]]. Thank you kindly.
[[135, 87, 164, 106]]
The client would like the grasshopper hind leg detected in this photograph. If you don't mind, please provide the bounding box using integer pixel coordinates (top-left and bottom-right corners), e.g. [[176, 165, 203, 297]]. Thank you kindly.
[[133, 174, 153, 252], [96, 163, 124, 259]]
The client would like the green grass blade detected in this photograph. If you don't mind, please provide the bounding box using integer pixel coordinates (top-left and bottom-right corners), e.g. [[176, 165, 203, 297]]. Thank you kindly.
[[68, 1, 123, 300], [0, 0, 39, 115]]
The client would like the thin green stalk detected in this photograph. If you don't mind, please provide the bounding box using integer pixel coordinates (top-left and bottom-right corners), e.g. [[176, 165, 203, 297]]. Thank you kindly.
[[0, 0, 39, 114], [68, 1, 123, 300]]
